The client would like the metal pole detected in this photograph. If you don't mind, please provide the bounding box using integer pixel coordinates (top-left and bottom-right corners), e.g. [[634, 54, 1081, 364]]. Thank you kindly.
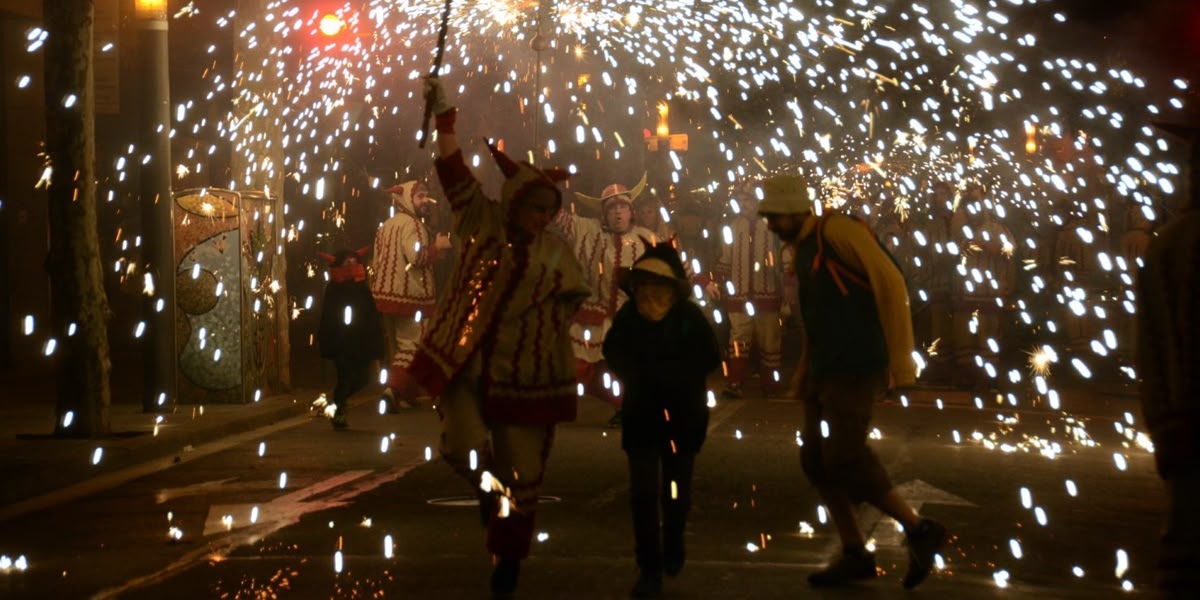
[[137, 5, 176, 412]]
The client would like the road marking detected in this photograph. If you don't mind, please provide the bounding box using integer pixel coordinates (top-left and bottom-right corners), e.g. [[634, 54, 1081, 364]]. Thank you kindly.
[[96, 463, 424, 600], [867, 479, 976, 547], [427, 495, 562, 506], [155, 477, 281, 504], [202, 470, 373, 536]]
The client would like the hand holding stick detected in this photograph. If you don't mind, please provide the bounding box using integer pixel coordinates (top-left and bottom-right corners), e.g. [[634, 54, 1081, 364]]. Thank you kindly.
[[419, 0, 455, 148]]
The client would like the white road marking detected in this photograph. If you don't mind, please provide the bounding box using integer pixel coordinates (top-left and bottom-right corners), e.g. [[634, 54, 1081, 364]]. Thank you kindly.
[[96, 462, 425, 600], [201, 470, 373, 536]]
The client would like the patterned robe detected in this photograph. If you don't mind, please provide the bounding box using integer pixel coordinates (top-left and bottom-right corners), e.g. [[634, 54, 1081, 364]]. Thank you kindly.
[[715, 214, 783, 387], [371, 182, 439, 379], [714, 215, 782, 314], [405, 151, 590, 425], [370, 182, 440, 317], [552, 210, 653, 364]]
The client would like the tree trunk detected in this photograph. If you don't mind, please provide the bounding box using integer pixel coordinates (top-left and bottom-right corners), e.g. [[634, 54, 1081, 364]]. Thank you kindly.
[[44, 0, 112, 437]]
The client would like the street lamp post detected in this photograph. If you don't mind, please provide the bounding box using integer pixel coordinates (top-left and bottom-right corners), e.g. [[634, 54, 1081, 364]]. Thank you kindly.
[[136, 0, 176, 412]]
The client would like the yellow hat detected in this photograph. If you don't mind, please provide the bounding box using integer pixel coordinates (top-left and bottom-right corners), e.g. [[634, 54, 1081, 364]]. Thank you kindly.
[[758, 174, 813, 215]]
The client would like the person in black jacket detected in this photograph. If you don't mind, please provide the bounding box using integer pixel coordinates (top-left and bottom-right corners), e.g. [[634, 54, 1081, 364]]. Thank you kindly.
[[317, 248, 385, 429], [603, 240, 722, 598]]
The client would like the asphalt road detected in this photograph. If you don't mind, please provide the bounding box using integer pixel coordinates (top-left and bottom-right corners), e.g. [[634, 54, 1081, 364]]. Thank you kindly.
[[0, 391, 1162, 599]]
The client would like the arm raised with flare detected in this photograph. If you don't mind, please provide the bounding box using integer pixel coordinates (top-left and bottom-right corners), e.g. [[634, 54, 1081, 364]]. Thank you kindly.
[[424, 76, 459, 159]]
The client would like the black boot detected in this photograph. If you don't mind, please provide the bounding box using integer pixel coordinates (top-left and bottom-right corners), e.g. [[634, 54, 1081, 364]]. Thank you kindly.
[[490, 557, 520, 598], [631, 570, 662, 598]]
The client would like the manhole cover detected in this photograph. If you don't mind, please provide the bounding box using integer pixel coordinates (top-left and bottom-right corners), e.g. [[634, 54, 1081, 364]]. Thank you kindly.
[[427, 495, 562, 506]]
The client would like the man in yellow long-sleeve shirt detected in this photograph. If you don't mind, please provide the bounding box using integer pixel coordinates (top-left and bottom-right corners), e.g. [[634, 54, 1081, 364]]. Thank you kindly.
[[758, 174, 946, 590]]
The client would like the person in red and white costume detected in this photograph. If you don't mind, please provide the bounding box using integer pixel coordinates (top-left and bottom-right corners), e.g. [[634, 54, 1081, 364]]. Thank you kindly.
[[712, 179, 785, 398], [411, 76, 590, 597], [553, 175, 657, 426], [370, 180, 451, 410]]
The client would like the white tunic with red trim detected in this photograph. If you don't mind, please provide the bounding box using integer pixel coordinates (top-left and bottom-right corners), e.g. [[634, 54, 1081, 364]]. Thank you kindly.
[[715, 215, 782, 314], [553, 210, 654, 363], [370, 185, 439, 317]]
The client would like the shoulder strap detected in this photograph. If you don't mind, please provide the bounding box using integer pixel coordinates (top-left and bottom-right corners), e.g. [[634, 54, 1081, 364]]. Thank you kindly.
[[812, 213, 872, 296]]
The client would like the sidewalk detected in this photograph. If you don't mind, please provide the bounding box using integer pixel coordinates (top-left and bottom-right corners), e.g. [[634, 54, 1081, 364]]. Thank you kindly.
[[0, 368, 323, 521]]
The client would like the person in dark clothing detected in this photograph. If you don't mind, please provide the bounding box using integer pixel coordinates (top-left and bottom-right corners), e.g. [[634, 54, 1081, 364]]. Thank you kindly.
[[759, 175, 946, 590], [317, 248, 385, 429], [603, 240, 722, 599], [1138, 118, 1200, 598]]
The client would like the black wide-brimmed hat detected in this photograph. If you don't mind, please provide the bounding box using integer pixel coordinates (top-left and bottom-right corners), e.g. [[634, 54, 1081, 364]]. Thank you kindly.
[[618, 238, 690, 296]]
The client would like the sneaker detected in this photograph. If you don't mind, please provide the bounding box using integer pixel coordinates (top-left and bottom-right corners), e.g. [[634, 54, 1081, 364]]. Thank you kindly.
[[381, 388, 416, 412], [490, 557, 520, 598], [631, 572, 663, 598], [380, 388, 400, 414], [808, 548, 877, 587], [331, 414, 348, 430], [903, 518, 947, 590]]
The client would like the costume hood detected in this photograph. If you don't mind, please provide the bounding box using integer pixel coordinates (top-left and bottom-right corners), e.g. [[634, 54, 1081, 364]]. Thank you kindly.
[[383, 180, 426, 217], [318, 247, 370, 283], [485, 140, 570, 216]]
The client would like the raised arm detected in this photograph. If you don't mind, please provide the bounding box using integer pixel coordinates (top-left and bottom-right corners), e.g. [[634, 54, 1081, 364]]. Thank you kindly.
[[424, 76, 459, 158], [423, 77, 490, 231]]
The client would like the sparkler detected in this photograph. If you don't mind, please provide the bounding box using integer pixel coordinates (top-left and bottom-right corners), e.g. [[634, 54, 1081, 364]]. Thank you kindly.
[[419, 0, 455, 148]]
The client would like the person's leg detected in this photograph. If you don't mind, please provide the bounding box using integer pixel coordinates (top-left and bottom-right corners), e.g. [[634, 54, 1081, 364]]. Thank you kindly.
[[819, 372, 896, 516], [725, 311, 752, 396], [380, 313, 399, 372], [436, 374, 492, 501], [627, 447, 663, 597], [387, 317, 424, 407], [800, 377, 877, 586], [801, 403, 868, 549], [822, 488, 867, 545], [876, 488, 920, 529], [1160, 473, 1200, 597], [754, 311, 783, 396], [484, 422, 555, 591], [378, 313, 400, 409], [821, 371, 946, 589], [660, 450, 696, 576], [627, 448, 662, 571], [330, 356, 354, 428], [487, 422, 554, 555]]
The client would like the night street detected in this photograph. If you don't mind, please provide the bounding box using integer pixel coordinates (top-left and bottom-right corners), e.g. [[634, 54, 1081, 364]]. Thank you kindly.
[[4, 1, 1198, 599], [0, 388, 1160, 599]]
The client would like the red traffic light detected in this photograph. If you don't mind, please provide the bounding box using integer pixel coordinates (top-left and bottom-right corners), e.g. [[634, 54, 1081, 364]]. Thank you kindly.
[[318, 13, 345, 37]]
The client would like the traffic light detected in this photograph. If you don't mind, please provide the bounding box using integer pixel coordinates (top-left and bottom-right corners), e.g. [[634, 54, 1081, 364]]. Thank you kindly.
[[294, 2, 371, 51], [318, 13, 346, 38]]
